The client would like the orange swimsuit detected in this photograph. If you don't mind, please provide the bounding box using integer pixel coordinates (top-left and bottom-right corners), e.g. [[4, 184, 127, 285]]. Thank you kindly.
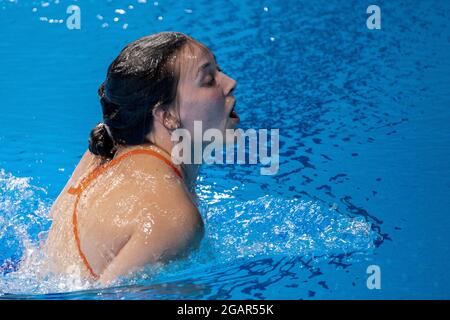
[[67, 147, 183, 279]]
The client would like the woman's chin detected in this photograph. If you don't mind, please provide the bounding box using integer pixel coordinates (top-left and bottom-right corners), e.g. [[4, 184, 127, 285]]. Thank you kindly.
[[226, 117, 240, 130]]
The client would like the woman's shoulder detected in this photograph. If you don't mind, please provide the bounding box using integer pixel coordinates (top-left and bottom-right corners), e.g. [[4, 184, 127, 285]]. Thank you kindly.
[[106, 145, 203, 244], [101, 144, 197, 214], [72, 145, 182, 191], [74, 145, 199, 222], [113, 145, 184, 186]]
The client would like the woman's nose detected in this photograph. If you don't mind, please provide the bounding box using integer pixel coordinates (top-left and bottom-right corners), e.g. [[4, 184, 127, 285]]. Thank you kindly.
[[224, 75, 237, 96]]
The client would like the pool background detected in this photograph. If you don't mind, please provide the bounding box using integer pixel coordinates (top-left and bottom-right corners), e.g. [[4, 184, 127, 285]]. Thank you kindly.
[[0, 0, 449, 299]]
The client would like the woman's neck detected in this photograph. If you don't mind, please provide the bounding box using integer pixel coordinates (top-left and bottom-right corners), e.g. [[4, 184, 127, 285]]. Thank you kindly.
[[145, 128, 200, 193]]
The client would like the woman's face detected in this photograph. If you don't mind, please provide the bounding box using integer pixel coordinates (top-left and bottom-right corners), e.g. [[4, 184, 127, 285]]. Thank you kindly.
[[175, 41, 239, 139]]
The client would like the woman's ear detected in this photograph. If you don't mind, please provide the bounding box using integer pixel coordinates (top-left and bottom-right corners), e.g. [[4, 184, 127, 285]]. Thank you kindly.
[[153, 106, 180, 131]]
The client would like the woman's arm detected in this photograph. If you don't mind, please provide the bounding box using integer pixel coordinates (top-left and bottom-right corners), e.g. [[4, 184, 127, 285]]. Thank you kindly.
[[98, 206, 203, 286]]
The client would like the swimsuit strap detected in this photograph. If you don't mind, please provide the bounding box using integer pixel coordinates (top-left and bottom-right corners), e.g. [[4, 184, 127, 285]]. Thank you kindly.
[[67, 146, 183, 279]]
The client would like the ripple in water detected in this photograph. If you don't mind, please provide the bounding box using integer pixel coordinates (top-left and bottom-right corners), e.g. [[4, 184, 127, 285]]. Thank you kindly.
[[0, 169, 376, 297]]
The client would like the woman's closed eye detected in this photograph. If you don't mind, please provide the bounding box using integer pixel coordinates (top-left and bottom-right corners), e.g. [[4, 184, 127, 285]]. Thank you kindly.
[[204, 74, 216, 87], [203, 66, 223, 87]]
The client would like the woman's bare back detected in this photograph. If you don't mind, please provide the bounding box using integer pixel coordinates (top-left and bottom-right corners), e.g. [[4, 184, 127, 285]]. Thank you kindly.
[[44, 145, 203, 283]]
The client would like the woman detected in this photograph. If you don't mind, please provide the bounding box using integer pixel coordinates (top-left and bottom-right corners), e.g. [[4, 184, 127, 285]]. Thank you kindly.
[[44, 32, 239, 285]]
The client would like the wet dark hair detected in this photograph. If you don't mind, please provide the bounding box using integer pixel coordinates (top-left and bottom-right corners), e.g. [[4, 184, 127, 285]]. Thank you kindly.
[[88, 31, 190, 159]]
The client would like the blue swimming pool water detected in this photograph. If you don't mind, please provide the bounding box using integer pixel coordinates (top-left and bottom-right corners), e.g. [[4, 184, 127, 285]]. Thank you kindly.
[[0, 0, 449, 299]]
